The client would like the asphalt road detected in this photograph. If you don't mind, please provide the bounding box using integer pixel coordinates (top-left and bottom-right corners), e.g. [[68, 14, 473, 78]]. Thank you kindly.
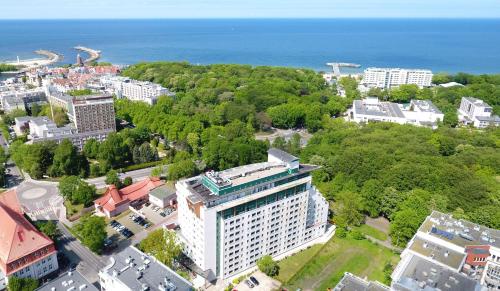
[[56, 222, 109, 284], [0, 132, 24, 187], [85, 166, 162, 188]]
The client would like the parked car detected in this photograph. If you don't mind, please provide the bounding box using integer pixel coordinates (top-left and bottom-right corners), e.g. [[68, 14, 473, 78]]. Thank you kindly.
[[244, 280, 254, 288], [249, 276, 259, 286], [145, 202, 151, 207], [159, 212, 167, 217]]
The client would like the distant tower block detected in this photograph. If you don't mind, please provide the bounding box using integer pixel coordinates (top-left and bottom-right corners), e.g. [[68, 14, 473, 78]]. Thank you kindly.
[[76, 53, 84, 66]]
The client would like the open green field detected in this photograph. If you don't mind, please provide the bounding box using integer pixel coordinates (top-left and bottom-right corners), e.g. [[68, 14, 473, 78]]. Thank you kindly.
[[353, 224, 388, 241], [279, 235, 399, 290]]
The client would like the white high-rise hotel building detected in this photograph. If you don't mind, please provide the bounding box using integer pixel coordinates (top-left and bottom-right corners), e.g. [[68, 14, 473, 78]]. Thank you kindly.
[[177, 149, 329, 280], [362, 68, 433, 89]]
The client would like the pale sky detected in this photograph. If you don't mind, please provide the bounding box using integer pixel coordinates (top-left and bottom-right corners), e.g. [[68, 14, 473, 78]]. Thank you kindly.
[[1, 0, 500, 19]]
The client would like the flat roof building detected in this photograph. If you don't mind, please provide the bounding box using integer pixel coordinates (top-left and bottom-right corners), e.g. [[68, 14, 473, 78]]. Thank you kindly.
[[333, 273, 389, 291], [98, 245, 193, 291], [36, 270, 97, 291], [361, 68, 433, 89], [350, 98, 444, 128], [177, 148, 330, 280], [391, 211, 500, 290], [458, 97, 500, 128]]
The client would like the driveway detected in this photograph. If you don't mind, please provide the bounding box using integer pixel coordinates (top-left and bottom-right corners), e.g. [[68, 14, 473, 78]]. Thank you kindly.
[[234, 271, 281, 291]]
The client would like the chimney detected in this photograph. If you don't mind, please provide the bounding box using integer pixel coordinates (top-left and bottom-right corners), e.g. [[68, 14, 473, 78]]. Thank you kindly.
[[17, 231, 24, 242]]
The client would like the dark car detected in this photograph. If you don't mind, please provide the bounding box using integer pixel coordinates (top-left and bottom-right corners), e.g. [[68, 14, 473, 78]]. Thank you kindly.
[[249, 276, 259, 286], [244, 280, 254, 288]]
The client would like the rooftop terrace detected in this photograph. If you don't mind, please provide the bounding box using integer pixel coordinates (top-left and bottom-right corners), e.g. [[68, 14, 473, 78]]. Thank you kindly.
[[36, 270, 98, 291], [392, 255, 482, 291], [408, 236, 466, 270], [100, 246, 192, 291], [418, 211, 500, 249]]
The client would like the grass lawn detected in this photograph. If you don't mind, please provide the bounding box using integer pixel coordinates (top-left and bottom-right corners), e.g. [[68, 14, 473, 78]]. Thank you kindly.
[[64, 200, 84, 217], [281, 235, 399, 290], [353, 224, 388, 241], [277, 244, 324, 283]]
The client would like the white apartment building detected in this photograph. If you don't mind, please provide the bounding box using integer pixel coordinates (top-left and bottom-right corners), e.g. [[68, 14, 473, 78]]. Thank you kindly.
[[350, 97, 444, 128], [176, 148, 329, 280], [458, 97, 500, 128], [361, 68, 433, 89], [101, 76, 173, 105]]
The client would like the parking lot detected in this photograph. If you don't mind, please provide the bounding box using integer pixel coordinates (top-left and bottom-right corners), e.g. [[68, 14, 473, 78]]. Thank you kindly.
[[234, 271, 281, 291], [140, 202, 175, 224]]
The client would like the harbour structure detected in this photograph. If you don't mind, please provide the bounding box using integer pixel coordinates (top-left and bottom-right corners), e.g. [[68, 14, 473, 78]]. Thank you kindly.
[[391, 211, 499, 290], [326, 62, 361, 78], [100, 76, 174, 105], [98, 245, 193, 291], [361, 67, 433, 89], [176, 148, 330, 280], [457, 97, 500, 128], [74, 46, 101, 64], [2, 50, 60, 72], [0, 190, 58, 290], [350, 97, 444, 129]]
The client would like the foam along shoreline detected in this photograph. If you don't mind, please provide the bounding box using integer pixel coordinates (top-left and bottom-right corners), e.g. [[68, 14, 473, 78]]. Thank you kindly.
[[4, 50, 61, 70]]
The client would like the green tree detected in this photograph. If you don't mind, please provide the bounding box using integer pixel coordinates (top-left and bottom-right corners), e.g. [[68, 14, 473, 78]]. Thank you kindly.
[[74, 215, 107, 254], [58, 176, 96, 206], [35, 221, 59, 240], [123, 176, 133, 187], [83, 138, 100, 159], [256, 255, 279, 277], [105, 170, 122, 188], [139, 229, 182, 268], [50, 139, 84, 177], [7, 276, 39, 291], [360, 179, 384, 217], [168, 159, 197, 181], [334, 191, 364, 227]]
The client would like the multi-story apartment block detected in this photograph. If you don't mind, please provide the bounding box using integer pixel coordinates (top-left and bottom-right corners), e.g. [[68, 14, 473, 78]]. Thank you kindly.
[[458, 97, 500, 128], [0, 87, 46, 113], [16, 92, 116, 150], [0, 190, 58, 290], [350, 97, 444, 128], [98, 246, 193, 291], [361, 68, 433, 89], [176, 148, 329, 280], [70, 94, 116, 133], [391, 211, 499, 290]]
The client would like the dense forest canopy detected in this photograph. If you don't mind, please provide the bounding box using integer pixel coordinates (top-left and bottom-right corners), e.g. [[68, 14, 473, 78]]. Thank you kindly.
[[119, 62, 499, 245], [302, 119, 499, 244]]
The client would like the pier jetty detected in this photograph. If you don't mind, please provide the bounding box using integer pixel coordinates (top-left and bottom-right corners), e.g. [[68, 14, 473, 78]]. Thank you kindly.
[[74, 46, 101, 64], [326, 62, 361, 77], [1, 50, 61, 72]]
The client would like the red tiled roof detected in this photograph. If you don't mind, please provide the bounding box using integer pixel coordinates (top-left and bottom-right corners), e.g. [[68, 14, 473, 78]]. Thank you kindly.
[[0, 190, 55, 275], [94, 177, 164, 212]]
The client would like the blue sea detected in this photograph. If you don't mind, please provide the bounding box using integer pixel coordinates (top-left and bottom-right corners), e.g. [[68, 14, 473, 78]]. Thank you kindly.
[[1, 19, 500, 73]]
